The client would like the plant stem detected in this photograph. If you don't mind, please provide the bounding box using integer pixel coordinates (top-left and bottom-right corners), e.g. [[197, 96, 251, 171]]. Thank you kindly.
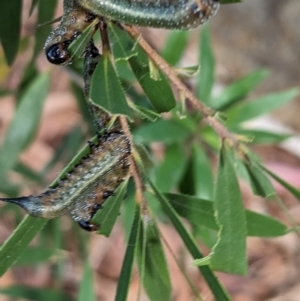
[[124, 25, 240, 148], [119, 116, 148, 214]]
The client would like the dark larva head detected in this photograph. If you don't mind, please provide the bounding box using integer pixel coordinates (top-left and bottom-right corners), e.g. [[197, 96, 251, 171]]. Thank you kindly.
[[78, 220, 99, 231], [44, 3, 97, 65], [46, 42, 71, 65]]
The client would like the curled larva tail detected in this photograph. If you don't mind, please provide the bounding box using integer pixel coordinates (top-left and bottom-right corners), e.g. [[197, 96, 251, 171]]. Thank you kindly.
[[0, 132, 131, 231], [78, 0, 220, 29]]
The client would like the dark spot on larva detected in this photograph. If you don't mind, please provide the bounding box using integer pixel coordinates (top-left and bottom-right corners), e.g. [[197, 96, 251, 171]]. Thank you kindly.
[[103, 191, 115, 199], [78, 220, 99, 231]]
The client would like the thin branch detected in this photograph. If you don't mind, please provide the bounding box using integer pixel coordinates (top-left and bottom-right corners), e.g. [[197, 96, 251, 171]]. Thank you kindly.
[[124, 25, 240, 148], [119, 116, 148, 215]]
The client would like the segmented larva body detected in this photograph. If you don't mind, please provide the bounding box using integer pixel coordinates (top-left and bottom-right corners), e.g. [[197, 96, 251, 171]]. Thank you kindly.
[[0, 132, 131, 231], [78, 0, 220, 29], [44, 0, 220, 65], [83, 40, 121, 132]]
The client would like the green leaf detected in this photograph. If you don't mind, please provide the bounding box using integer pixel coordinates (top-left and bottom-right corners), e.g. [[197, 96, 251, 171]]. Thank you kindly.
[[136, 214, 171, 301], [0, 285, 73, 301], [92, 179, 129, 236], [15, 246, 54, 266], [161, 31, 189, 65], [246, 211, 287, 237], [0, 215, 48, 276], [78, 262, 96, 301], [129, 102, 160, 122], [90, 54, 132, 118], [0, 73, 50, 176], [195, 146, 247, 274], [33, 0, 58, 59], [166, 193, 288, 237], [147, 180, 232, 301], [227, 88, 299, 126], [244, 154, 276, 198], [129, 48, 176, 112], [108, 23, 176, 113], [108, 22, 137, 61], [192, 143, 214, 199], [133, 119, 192, 144], [68, 19, 98, 59], [133, 144, 154, 170], [236, 129, 290, 145], [0, 0, 22, 65], [197, 25, 214, 104], [115, 204, 140, 301], [152, 143, 187, 192], [211, 70, 269, 110], [261, 166, 300, 201]]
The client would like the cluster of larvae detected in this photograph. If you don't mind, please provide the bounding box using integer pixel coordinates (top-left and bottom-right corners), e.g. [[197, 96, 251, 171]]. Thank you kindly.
[[0, 0, 220, 230]]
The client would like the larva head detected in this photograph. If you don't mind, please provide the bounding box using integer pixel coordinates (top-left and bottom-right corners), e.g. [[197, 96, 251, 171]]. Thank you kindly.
[[44, 3, 97, 65]]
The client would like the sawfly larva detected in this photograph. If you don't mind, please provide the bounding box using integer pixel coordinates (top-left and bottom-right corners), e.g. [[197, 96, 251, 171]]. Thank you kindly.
[[44, 0, 220, 65], [79, 0, 220, 29], [0, 132, 131, 231]]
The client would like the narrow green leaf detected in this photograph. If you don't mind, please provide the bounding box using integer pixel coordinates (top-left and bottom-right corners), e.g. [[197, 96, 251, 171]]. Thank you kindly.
[[68, 19, 98, 59], [0, 215, 48, 276], [0, 286, 73, 301], [192, 143, 214, 199], [108, 22, 137, 61], [115, 204, 140, 301], [0, 74, 50, 175], [78, 262, 96, 301], [161, 31, 189, 65], [133, 144, 154, 170], [92, 179, 129, 236], [211, 70, 269, 110], [197, 25, 215, 104], [129, 102, 160, 122], [90, 55, 132, 118], [246, 211, 287, 237], [166, 193, 288, 237], [147, 180, 232, 301], [129, 49, 176, 112], [108, 22, 176, 113], [15, 246, 54, 266], [244, 155, 276, 198], [33, 0, 58, 59], [227, 88, 299, 126], [0, 0, 22, 65], [133, 119, 192, 144], [175, 65, 199, 77], [209, 146, 247, 274], [262, 166, 300, 201], [136, 214, 171, 301], [236, 129, 290, 145], [152, 143, 187, 192]]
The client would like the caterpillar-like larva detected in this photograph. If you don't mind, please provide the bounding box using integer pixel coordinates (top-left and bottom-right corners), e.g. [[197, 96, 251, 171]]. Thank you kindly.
[[44, 0, 220, 65], [83, 40, 121, 132], [79, 0, 220, 29], [0, 41, 129, 231], [0, 132, 131, 231]]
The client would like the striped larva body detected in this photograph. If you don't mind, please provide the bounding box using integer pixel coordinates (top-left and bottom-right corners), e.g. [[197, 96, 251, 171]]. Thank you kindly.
[[44, 0, 220, 65], [83, 40, 121, 132], [78, 0, 220, 29], [0, 132, 131, 231]]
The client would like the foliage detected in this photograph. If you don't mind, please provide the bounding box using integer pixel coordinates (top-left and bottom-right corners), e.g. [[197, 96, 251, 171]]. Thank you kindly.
[[0, 0, 299, 300]]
